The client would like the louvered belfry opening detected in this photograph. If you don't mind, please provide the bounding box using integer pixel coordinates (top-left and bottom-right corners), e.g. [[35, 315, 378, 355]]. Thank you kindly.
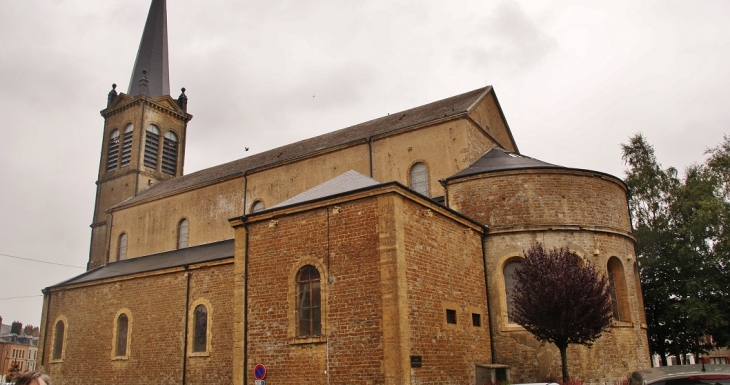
[[162, 131, 178, 175], [121, 124, 133, 167], [144, 125, 160, 169], [106, 130, 120, 171]]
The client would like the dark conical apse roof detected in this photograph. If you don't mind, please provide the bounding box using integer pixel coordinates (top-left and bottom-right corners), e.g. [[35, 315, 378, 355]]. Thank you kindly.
[[444, 147, 563, 181], [127, 0, 170, 97]]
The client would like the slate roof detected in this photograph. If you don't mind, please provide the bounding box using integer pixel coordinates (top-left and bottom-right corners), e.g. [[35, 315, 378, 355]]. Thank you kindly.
[[444, 147, 563, 181], [271, 170, 380, 209], [51, 239, 233, 288], [128, 0, 170, 97], [115, 86, 491, 209]]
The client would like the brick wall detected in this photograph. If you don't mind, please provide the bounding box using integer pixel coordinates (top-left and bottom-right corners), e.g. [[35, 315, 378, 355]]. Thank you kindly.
[[401, 198, 491, 384], [245, 199, 384, 385], [242, 187, 489, 385], [41, 262, 233, 385]]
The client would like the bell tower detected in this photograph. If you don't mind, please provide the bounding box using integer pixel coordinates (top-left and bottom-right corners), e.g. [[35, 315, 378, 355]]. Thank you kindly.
[[88, 0, 192, 270]]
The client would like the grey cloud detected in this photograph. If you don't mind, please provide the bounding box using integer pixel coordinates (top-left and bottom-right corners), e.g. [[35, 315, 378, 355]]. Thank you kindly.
[[460, 1, 557, 73]]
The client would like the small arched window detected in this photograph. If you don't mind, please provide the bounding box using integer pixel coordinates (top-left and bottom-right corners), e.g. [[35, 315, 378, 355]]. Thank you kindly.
[[503, 259, 522, 324], [144, 124, 160, 169], [162, 131, 178, 175], [120, 124, 134, 167], [118, 233, 128, 261], [52, 320, 65, 360], [106, 129, 120, 171], [193, 304, 208, 353], [115, 313, 129, 357], [410, 162, 429, 196], [608, 257, 630, 322], [178, 219, 189, 249], [296, 265, 322, 337], [251, 201, 264, 213]]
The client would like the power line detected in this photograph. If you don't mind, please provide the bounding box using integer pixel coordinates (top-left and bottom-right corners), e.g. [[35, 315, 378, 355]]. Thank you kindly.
[[0, 295, 43, 300], [0, 253, 85, 269]]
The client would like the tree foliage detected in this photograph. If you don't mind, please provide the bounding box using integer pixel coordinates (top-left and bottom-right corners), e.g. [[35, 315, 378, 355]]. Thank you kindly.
[[622, 134, 730, 364], [511, 244, 613, 381]]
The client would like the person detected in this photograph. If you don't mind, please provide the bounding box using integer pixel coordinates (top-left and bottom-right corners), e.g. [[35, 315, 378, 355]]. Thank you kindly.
[[13, 371, 51, 385]]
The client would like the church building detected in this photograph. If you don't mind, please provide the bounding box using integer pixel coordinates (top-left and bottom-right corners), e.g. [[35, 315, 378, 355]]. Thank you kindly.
[[37, 1, 650, 384]]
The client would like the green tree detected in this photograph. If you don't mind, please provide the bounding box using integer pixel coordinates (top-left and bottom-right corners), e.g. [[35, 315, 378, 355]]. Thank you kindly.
[[622, 134, 730, 364], [511, 244, 613, 381]]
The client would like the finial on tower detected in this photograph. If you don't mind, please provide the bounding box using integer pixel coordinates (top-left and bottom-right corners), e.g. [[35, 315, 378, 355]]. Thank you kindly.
[[128, 0, 170, 97], [177, 87, 188, 112], [107, 83, 118, 106]]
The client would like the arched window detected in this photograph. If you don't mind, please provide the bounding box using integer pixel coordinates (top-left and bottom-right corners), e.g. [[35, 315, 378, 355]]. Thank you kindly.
[[120, 124, 134, 167], [162, 131, 178, 175], [106, 129, 120, 171], [296, 265, 322, 337], [144, 124, 160, 169], [410, 162, 429, 196], [503, 259, 522, 324], [178, 219, 189, 249], [193, 304, 208, 353], [251, 201, 264, 213], [118, 233, 128, 261], [608, 257, 630, 322], [52, 320, 65, 360], [115, 313, 129, 357]]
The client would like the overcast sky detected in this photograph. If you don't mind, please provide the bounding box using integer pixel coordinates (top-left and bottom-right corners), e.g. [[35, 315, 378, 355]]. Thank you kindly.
[[1, 0, 728, 326]]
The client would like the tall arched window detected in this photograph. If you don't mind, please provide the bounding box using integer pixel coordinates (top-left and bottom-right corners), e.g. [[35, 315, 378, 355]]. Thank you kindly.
[[193, 304, 208, 353], [178, 219, 189, 249], [52, 320, 65, 360], [162, 131, 178, 175], [251, 201, 264, 213], [144, 124, 160, 169], [503, 259, 522, 324], [115, 313, 129, 357], [106, 129, 120, 171], [120, 124, 134, 167], [118, 233, 128, 261], [608, 257, 630, 322], [410, 162, 429, 196], [296, 265, 322, 337]]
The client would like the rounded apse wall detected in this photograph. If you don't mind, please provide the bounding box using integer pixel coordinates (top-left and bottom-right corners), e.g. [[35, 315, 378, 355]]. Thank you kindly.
[[445, 168, 631, 233]]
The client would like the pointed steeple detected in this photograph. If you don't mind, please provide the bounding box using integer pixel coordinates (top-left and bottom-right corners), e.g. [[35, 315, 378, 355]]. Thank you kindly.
[[128, 0, 170, 97]]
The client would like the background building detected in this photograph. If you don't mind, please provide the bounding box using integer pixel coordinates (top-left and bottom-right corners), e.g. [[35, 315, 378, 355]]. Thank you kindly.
[[0, 318, 39, 380]]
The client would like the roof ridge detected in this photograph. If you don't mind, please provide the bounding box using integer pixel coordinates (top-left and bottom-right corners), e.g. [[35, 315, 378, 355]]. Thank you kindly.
[[117, 86, 490, 208]]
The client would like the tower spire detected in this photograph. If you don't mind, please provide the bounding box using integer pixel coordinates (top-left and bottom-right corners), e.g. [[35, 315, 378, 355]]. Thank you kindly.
[[128, 0, 170, 97]]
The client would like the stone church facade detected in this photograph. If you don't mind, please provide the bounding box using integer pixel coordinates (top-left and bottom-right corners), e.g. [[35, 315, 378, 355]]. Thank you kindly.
[[37, 1, 650, 384]]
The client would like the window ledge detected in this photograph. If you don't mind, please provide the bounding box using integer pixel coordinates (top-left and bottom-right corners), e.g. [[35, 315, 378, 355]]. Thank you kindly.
[[501, 323, 525, 333], [49, 359, 63, 364], [112, 355, 130, 361], [188, 351, 210, 357], [289, 336, 327, 345], [611, 320, 633, 328]]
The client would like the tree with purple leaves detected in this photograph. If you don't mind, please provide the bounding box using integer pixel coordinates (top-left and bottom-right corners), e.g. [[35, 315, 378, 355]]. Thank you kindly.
[[511, 244, 613, 382]]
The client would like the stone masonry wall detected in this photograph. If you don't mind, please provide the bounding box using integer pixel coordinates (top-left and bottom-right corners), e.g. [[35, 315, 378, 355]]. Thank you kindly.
[[401, 198, 492, 384], [447, 170, 631, 231], [446, 168, 650, 383], [40, 263, 233, 385], [245, 198, 383, 385]]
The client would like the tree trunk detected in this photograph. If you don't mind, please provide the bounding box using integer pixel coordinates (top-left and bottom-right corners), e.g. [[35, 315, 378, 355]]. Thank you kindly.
[[560, 345, 570, 382]]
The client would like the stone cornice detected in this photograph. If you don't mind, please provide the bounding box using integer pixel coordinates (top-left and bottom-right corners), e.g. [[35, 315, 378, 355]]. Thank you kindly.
[[101, 95, 192, 122]]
